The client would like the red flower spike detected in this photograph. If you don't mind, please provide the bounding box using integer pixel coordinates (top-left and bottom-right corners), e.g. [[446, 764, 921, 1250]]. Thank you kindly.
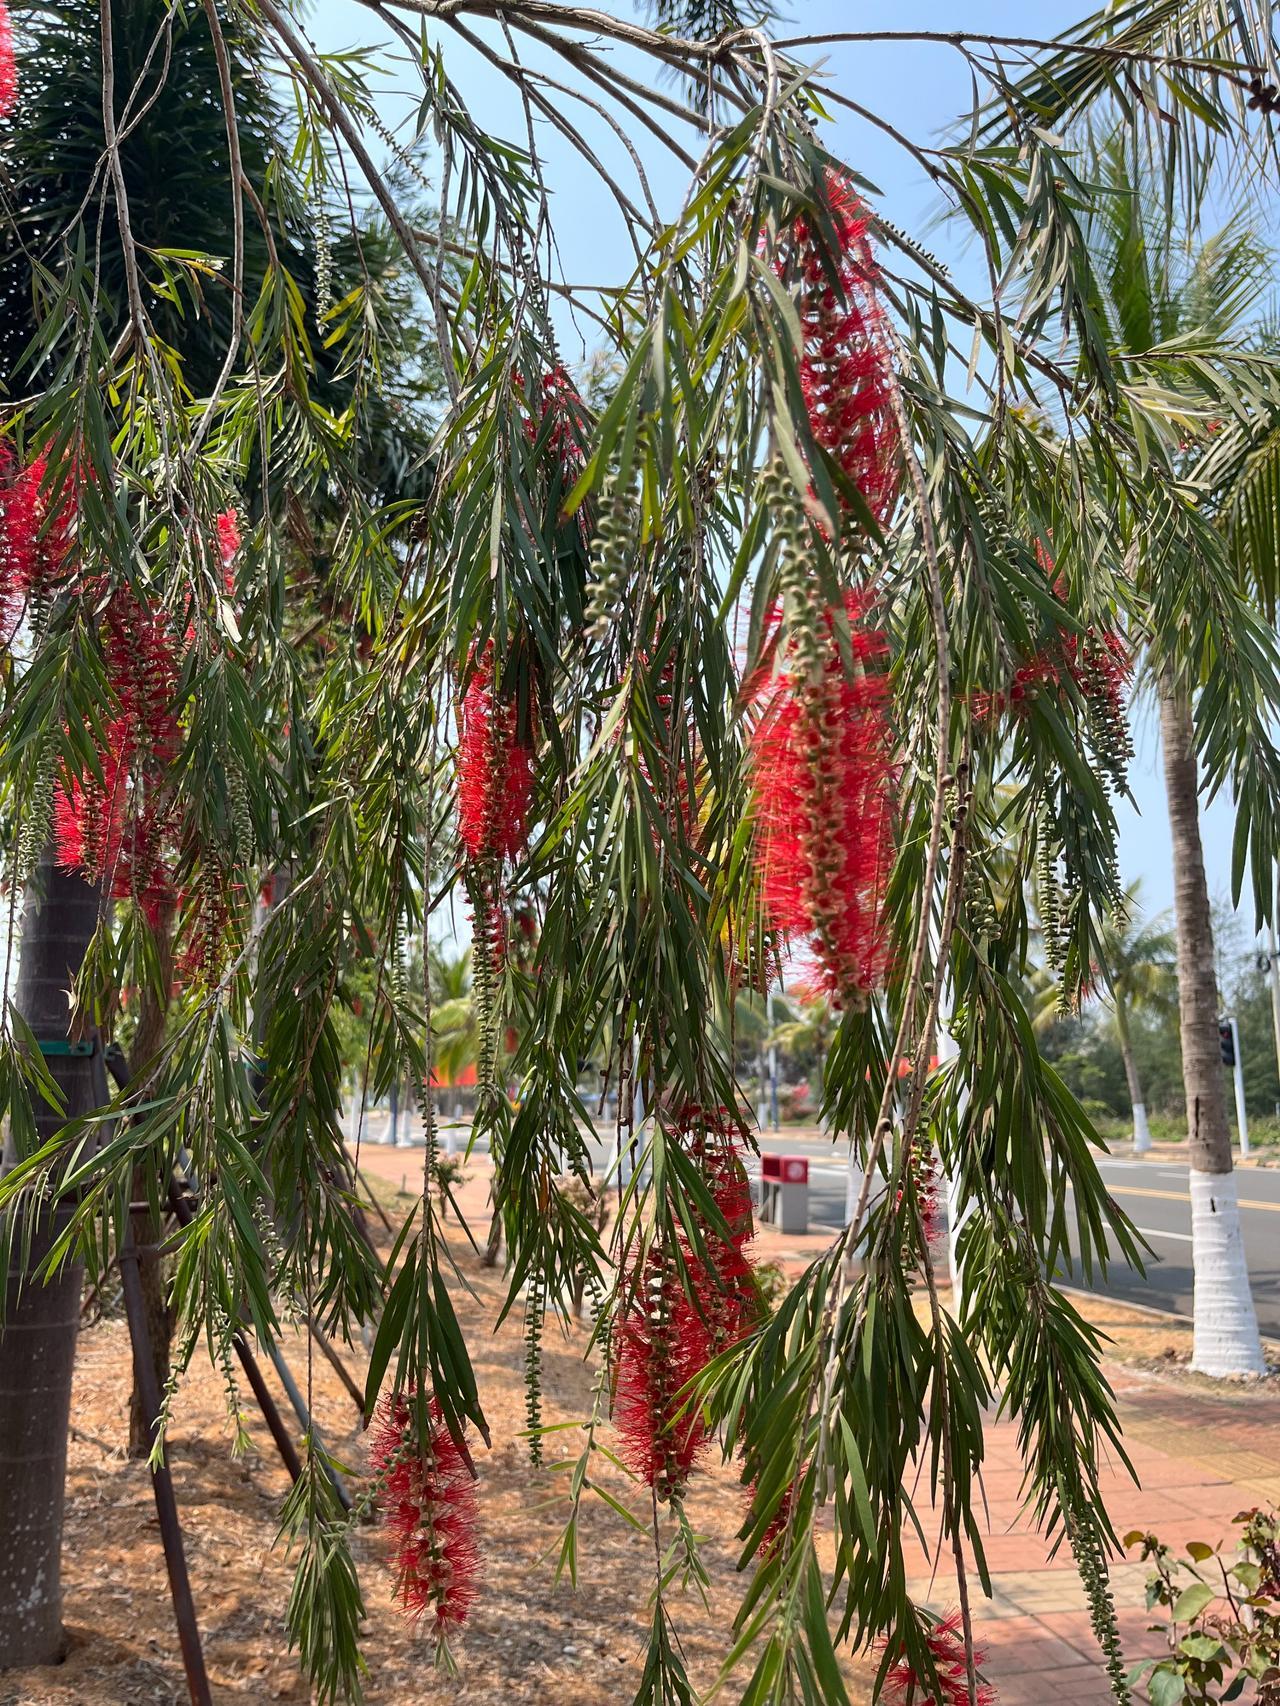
[[895, 1135, 940, 1249], [457, 644, 535, 864], [55, 587, 181, 916], [215, 508, 241, 595], [370, 1391, 480, 1633], [0, 450, 77, 640], [974, 546, 1131, 735], [750, 592, 896, 1005], [792, 172, 899, 527], [614, 1245, 713, 1501], [0, 0, 16, 121], [883, 1610, 996, 1706], [615, 1106, 761, 1501], [748, 1467, 805, 1560]]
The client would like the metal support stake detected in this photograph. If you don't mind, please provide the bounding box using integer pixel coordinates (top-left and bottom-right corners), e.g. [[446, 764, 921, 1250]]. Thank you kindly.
[[264, 1342, 353, 1511], [119, 1235, 212, 1706]]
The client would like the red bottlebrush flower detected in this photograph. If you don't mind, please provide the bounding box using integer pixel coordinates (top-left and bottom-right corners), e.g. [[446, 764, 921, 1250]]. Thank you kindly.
[[54, 716, 131, 884], [673, 1103, 755, 1250], [0, 450, 76, 640], [55, 587, 181, 916], [538, 365, 588, 484], [0, 0, 16, 121], [895, 1134, 939, 1249], [975, 545, 1131, 753], [457, 644, 535, 864], [748, 1467, 804, 1560], [369, 1390, 480, 1634], [791, 171, 899, 528], [614, 1107, 760, 1501], [614, 1244, 713, 1501], [749, 592, 896, 1005], [883, 1609, 995, 1706], [0, 447, 32, 644], [215, 507, 241, 594]]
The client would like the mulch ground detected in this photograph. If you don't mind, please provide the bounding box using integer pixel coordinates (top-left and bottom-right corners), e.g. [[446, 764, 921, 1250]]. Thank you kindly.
[[0, 1176, 867, 1706], [4, 1146, 1275, 1706]]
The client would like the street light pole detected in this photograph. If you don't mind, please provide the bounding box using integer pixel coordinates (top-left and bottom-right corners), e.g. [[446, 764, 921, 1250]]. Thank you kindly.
[[1230, 1016, 1250, 1159], [767, 986, 779, 1129], [1268, 900, 1280, 1097]]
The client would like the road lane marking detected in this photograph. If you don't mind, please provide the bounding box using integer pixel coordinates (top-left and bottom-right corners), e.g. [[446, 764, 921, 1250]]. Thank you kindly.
[[1100, 1184, 1280, 1214], [1133, 1226, 1193, 1243]]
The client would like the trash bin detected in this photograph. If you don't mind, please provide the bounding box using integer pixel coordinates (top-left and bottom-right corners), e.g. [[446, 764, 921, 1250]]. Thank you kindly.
[[776, 1155, 809, 1233], [758, 1154, 809, 1233]]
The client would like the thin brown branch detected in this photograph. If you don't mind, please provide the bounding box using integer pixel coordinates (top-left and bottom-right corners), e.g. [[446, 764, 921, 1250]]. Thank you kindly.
[[256, 0, 443, 303]]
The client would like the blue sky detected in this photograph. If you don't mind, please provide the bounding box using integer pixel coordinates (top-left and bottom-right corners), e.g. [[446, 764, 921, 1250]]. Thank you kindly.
[[308, 0, 1248, 931]]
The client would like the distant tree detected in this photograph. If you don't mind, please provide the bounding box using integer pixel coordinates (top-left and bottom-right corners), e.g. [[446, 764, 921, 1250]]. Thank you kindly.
[[1094, 883, 1177, 1152]]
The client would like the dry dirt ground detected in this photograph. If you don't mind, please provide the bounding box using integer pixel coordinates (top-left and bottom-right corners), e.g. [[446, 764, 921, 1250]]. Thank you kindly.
[[0, 1193, 868, 1706], [2, 1160, 1267, 1706]]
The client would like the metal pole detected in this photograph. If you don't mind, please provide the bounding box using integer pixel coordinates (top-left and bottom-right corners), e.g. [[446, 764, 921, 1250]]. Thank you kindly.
[[265, 1342, 353, 1512], [164, 1180, 304, 1485], [118, 1234, 212, 1706], [767, 988, 779, 1129], [1231, 1016, 1251, 1158], [1269, 917, 1280, 1097], [103, 1053, 304, 1491]]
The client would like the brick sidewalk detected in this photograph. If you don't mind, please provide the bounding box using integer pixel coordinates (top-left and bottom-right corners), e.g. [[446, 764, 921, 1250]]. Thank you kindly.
[[352, 1142, 1279, 1704], [901, 1364, 1279, 1704]]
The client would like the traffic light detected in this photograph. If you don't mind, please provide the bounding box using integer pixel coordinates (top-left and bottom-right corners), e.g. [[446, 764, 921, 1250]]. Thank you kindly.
[[1219, 1019, 1236, 1067]]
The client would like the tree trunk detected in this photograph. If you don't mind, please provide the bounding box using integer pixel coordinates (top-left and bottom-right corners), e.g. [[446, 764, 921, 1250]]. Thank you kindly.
[[1158, 678, 1264, 1376], [0, 853, 101, 1666], [1113, 997, 1151, 1154], [127, 905, 175, 1460]]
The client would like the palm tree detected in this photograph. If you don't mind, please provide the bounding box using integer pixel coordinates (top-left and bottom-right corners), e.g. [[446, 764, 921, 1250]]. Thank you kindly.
[[433, 947, 478, 1135], [1095, 883, 1177, 1153], [1081, 140, 1268, 1375]]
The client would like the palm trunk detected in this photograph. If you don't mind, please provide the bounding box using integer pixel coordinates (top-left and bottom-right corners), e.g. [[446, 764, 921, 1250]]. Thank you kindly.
[[1112, 996, 1151, 1153], [0, 853, 101, 1665], [1159, 677, 1264, 1376]]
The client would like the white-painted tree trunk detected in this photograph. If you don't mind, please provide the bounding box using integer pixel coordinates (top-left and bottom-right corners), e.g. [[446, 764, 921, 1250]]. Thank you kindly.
[[1159, 677, 1265, 1377], [1132, 1102, 1152, 1153], [1189, 1170, 1266, 1377]]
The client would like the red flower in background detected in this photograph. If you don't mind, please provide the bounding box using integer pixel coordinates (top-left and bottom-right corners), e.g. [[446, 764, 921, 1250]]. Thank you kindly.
[[0, 0, 17, 121], [457, 643, 535, 866], [974, 545, 1132, 739], [369, 1391, 480, 1633], [791, 171, 899, 527], [883, 1610, 995, 1706], [750, 593, 896, 1005]]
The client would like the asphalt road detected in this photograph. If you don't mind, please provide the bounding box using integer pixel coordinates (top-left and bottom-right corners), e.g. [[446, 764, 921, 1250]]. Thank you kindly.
[[751, 1134, 1280, 1338], [352, 1112, 1280, 1338], [1060, 1154, 1280, 1338]]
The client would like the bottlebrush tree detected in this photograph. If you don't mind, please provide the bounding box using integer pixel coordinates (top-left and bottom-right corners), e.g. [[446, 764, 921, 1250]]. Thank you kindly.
[[1, 4, 1280, 1706]]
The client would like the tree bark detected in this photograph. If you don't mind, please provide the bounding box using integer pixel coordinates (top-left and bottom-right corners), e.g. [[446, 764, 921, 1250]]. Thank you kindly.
[[1158, 677, 1264, 1376], [127, 904, 175, 1460], [1112, 997, 1151, 1153], [0, 853, 102, 1666]]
